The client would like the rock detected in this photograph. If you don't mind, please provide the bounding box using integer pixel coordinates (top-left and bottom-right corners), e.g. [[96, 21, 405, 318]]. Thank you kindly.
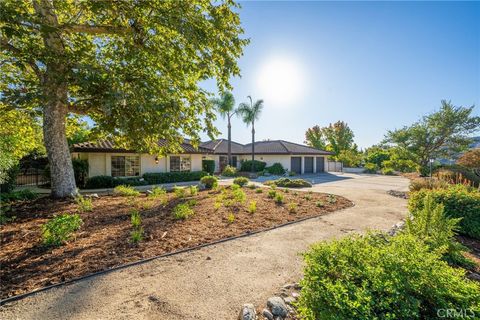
[[284, 297, 296, 305], [262, 308, 274, 320], [85, 193, 99, 198], [146, 190, 153, 195], [282, 283, 294, 289], [197, 183, 206, 190], [291, 292, 299, 298], [267, 297, 288, 318], [239, 304, 256, 320]]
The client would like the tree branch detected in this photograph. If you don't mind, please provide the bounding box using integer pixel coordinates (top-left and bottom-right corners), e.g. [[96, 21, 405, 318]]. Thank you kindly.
[[0, 37, 42, 77], [61, 24, 130, 35]]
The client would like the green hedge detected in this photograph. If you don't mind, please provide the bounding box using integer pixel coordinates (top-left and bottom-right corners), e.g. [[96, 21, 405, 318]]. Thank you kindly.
[[142, 171, 207, 185], [298, 233, 480, 320], [202, 160, 215, 175], [409, 185, 480, 239], [264, 178, 312, 188], [265, 163, 286, 175], [240, 160, 266, 172], [85, 176, 148, 189]]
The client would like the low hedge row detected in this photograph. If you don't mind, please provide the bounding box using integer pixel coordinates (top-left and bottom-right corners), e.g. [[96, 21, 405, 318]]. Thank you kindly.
[[240, 160, 266, 172], [408, 184, 480, 239], [143, 171, 207, 184], [85, 176, 148, 189], [264, 178, 312, 188]]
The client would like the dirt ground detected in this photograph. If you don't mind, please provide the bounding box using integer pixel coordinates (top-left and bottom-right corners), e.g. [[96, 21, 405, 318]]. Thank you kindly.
[[0, 185, 352, 299]]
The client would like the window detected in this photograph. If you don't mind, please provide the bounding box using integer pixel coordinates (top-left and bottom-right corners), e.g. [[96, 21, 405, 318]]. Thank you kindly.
[[111, 156, 140, 177], [170, 156, 191, 172], [232, 156, 238, 168]]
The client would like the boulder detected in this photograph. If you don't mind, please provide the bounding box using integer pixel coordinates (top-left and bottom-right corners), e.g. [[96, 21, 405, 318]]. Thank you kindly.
[[267, 297, 288, 318], [284, 297, 295, 305], [262, 308, 274, 320], [238, 303, 256, 320]]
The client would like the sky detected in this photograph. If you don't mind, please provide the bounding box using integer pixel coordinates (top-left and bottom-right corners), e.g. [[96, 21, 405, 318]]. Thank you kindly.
[[200, 1, 480, 149]]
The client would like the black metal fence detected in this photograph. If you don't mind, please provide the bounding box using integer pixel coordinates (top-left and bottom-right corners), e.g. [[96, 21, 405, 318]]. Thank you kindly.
[[15, 157, 49, 187]]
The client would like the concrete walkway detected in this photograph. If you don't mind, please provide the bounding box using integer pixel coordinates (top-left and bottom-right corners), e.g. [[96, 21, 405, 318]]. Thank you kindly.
[[1, 173, 409, 320]]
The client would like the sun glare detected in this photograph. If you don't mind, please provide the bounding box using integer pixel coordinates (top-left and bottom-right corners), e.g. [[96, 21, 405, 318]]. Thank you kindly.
[[256, 56, 307, 107]]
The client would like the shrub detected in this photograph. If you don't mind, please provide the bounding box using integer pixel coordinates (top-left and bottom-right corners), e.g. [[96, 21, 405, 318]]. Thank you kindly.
[[75, 194, 93, 212], [233, 176, 249, 187], [0, 165, 19, 193], [42, 213, 82, 247], [200, 175, 218, 189], [268, 190, 276, 199], [363, 162, 377, 174], [409, 178, 450, 192], [304, 194, 312, 201], [382, 159, 418, 173], [227, 213, 235, 223], [222, 165, 237, 177], [214, 201, 221, 211], [255, 188, 263, 193], [149, 186, 166, 198], [143, 171, 208, 185], [288, 171, 296, 176], [381, 167, 396, 175], [72, 158, 89, 188], [265, 163, 286, 175], [327, 194, 337, 204], [113, 185, 140, 197], [247, 183, 256, 189], [189, 185, 198, 196], [274, 193, 284, 204], [172, 203, 194, 220], [173, 186, 186, 198], [248, 200, 257, 214], [315, 201, 324, 208], [288, 202, 297, 213], [130, 208, 143, 244], [0, 189, 37, 202], [264, 178, 312, 188], [202, 160, 215, 175], [297, 233, 480, 320], [404, 194, 474, 268], [240, 160, 266, 172], [409, 185, 480, 239], [85, 175, 114, 189]]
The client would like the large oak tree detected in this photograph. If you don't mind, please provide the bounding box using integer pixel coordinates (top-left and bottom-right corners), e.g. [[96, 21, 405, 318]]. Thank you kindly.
[[1, 0, 248, 197]]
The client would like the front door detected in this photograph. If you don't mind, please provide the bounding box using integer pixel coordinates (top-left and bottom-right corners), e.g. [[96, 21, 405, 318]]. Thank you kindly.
[[290, 157, 302, 174], [232, 156, 238, 168], [304, 157, 314, 173], [219, 156, 228, 173]]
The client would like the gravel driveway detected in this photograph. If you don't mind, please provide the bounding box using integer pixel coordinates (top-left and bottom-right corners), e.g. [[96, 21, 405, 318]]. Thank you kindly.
[[0, 173, 409, 320]]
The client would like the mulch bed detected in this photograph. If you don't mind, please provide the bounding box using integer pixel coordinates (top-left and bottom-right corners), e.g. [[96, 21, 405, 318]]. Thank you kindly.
[[0, 186, 353, 300]]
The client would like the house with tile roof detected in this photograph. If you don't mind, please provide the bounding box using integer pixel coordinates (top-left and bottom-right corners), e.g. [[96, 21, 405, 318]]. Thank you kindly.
[[71, 138, 333, 178]]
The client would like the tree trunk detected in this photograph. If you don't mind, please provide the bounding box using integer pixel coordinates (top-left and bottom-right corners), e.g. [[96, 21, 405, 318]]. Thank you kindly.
[[227, 117, 232, 167], [35, 0, 77, 198], [251, 121, 255, 174]]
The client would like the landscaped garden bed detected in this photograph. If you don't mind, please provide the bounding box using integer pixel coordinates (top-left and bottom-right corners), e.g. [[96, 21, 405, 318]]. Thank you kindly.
[[0, 185, 352, 299]]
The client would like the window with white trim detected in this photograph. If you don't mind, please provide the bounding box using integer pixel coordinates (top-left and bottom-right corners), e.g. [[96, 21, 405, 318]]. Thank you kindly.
[[111, 155, 140, 177], [170, 156, 191, 172]]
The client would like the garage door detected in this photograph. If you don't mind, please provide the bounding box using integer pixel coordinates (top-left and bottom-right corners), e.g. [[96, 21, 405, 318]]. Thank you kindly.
[[316, 157, 325, 173], [290, 157, 302, 174], [304, 157, 314, 173]]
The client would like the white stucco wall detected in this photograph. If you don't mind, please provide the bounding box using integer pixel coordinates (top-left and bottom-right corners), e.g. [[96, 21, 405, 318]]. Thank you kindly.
[[238, 154, 328, 173], [87, 153, 106, 177]]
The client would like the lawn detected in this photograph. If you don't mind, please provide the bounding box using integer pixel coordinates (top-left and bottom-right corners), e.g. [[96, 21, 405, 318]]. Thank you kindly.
[[0, 185, 352, 299]]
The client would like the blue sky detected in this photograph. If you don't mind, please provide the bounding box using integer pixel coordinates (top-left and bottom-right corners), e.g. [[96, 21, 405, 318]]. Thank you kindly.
[[201, 1, 480, 148]]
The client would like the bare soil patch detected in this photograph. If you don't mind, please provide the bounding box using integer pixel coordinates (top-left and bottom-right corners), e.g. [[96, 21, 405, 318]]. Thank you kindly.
[[0, 186, 352, 299]]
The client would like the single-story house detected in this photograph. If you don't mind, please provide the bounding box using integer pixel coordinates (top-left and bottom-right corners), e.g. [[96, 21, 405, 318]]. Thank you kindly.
[[71, 139, 333, 178], [200, 139, 333, 174]]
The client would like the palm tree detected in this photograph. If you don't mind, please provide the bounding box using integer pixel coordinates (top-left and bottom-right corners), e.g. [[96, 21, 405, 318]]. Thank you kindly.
[[211, 92, 236, 166], [237, 96, 264, 174]]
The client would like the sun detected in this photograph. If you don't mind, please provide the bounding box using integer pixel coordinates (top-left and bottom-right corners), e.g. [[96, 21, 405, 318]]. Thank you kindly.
[[256, 56, 307, 107]]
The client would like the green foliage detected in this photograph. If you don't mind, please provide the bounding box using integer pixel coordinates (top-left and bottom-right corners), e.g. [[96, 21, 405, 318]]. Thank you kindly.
[[222, 165, 238, 177], [0, 165, 19, 193], [274, 193, 284, 204], [268, 190, 277, 199], [382, 159, 418, 173], [240, 160, 266, 172], [364, 147, 391, 168], [85, 175, 147, 189], [298, 233, 480, 320], [327, 194, 337, 204], [409, 178, 449, 192], [304, 194, 312, 201], [75, 194, 93, 212], [288, 171, 296, 176], [0, 188, 37, 202], [381, 167, 396, 175], [202, 160, 215, 175], [436, 165, 480, 187], [130, 229, 144, 244], [337, 149, 363, 167], [384, 101, 480, 172], [189, 185, 198, 196], [143, 171, 207, 185], [255, 188, 263, 193], [149, 186, 166, 198], [113, 185, 140, 197], [42, 213, 82, 247], [409, 185, 480, 239], [233, 176, 249, 187], [264, 178, 312, 188], [129, 208, 143, 243], [316, 200, 324, 208], [173, 203, 194, 220], [238, 97, 264, 168], [363, 162, 377, 173], [248, 200, 257, 214], [227, 213, 235, 223], [247, 183, 256, 189], [219, 186, 246, 207], [265, 163, 286, 175], [71, 159, 89, 188], [0, 211, 16, 225], [287, 202, 297, 213], [304, 125, 327, 150], [200, 175, 218, 189], [173, 186, 186, 198]]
